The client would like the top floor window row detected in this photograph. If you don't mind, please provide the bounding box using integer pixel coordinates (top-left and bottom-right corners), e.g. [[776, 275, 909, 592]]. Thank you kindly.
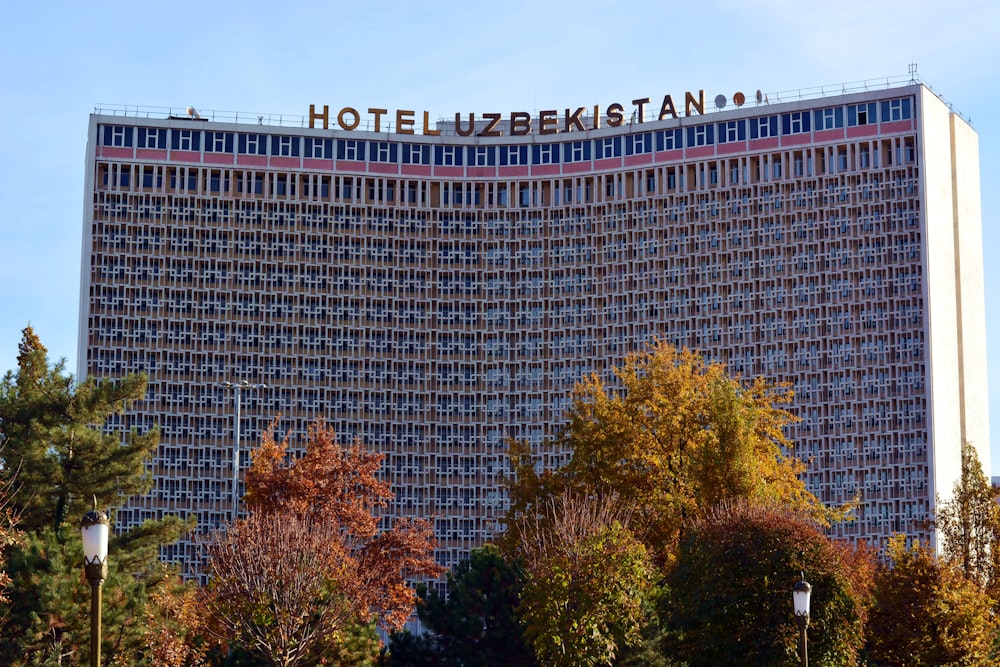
[[99, 97, 916, 160]]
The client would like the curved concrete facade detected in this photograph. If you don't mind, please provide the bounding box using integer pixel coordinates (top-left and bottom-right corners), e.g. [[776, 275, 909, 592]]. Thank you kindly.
[[79, 82, 988, 572]]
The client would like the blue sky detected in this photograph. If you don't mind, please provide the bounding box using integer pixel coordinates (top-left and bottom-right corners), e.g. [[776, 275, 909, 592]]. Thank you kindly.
[[2, 0, 999, 468]]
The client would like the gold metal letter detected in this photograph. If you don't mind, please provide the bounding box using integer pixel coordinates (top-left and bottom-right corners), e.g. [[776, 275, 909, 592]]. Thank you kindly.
[[685, 90, 706, 116], [539, 110, 559, 134], [338, 107, 360, 131], [510, 111, 531, 136], [607, 103, 624, 127], [632, 97, 650, 123], [592, 105, 601, 130], [423, 111, 441, 136], [455, 113, 475, 137], [308, 104, 330, 129], [658, 95, 678, 120], [564, 107, 586, 133], [397, 109, 416, 135], [368, 108, 388, 133], [479, 113, 502, 137]]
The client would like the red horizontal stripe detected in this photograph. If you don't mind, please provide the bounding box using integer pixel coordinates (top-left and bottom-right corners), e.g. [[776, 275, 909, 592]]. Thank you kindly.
[[655, 149, 683, 163], [686, 145, 715, 158], [303, 158, 333, 170], [881, 120, 914, 134], [780, 134, 811, 147], [204, 153, 234, 165], [748, 138, 780, 151], [169, 150, 201, 162], [237, 155, 268, 166], [847, 125, 879, 138], [623, 154, 652, 167], [100, 147, 133, 158], [135, 149, 167, 160], [717, 142, 746, 155], [466, 166, 496, 178], [531, 164, 561, 176], [336, 160, 366, 172], [499, 165, 529, 177], [401, 164, 433, 176], [562, 162, 593, 174], [368, 163, 399, 174], [814, 129, 845, 143], [593, 157, 621, 171]]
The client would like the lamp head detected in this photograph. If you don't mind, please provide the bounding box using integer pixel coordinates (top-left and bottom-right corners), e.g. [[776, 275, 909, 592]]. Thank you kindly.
[[793, 574, 812, 619], [80, 497, 110, 567]]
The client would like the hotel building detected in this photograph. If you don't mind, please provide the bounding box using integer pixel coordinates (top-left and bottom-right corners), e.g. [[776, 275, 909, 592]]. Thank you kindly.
[[79, 75, 988, 571]]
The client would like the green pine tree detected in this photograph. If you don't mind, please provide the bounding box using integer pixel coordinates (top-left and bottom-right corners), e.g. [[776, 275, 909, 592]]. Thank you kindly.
[[0, 326, 191, 666]]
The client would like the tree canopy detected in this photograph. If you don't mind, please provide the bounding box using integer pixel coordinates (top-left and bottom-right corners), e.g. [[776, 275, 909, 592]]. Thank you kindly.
[[203, 421, 442, 666], [506, 342, 839, 566], [662, 501, 874, 667], [387, 544, 536, 666], [0, 326, 189, 666], [934, 441, 1000, 596], [866, 534, 998, 666], [515, 491, 655, 667]]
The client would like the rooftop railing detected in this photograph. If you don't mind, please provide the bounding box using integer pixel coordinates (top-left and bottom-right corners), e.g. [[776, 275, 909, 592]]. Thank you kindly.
[[92, 70, 970, 132]]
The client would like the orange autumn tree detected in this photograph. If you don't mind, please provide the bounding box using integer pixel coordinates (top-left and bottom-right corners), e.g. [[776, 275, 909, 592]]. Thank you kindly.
[[204, 420, 442, 666]]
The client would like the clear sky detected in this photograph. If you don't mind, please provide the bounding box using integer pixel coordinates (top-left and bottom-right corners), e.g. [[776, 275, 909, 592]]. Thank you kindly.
[[2, 0, 998, 467]]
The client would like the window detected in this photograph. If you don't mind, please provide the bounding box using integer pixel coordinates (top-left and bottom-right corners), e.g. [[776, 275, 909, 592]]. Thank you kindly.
[[501, 145, 527, 166], [271, 135, 299, 157], [848, 102, 877, 126], [750, 116, 778, 139], [471, 145, 494, 166], [205, 131, 233, 153], [781, 111, 810, 135], [304, 138, 332, 159], [103, 126, 133, 147], [138, 127, 165, 149], [403, 144, 429, 164], [532, 144, 559, 164], [338, 139, 366, 161], [238, 133, 267, 155], [434, 145, 463, 166], [718, 120, 745, 143], [814, 107, 844, 130], [687, 124, 714, 147], [111, 165, 130, 187], [564, 140, 590, 162], [171, 129, 201, 151], [657, 128, 683, 150], [881, 98, 912, 122], [596, 137, 620, 159], [372, 141, 397, 163], [625, 133, 652, 155], [141, 166, 163, 188]]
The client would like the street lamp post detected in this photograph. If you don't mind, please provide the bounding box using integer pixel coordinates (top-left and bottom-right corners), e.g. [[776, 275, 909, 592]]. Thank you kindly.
[[792, 574, 812, 667], [81, 500, 110, 667], [221, 380, 267, 521]]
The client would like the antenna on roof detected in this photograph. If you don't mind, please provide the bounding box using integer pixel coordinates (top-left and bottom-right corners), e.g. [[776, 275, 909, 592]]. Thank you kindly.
[[909, 62, 918, 84]]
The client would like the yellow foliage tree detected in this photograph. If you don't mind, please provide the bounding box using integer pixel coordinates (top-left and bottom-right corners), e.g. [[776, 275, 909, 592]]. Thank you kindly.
[[507, 342, 841, 563]]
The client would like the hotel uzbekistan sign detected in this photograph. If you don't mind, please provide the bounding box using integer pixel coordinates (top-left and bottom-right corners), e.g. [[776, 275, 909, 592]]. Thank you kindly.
[[307, 90, 751, 137]]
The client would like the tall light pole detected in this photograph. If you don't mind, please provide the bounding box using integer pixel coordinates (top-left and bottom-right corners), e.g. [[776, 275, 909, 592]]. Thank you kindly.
[[793, 574, 812, 667], [221, 381, 267, 522], [81, 500, 109, 667]]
